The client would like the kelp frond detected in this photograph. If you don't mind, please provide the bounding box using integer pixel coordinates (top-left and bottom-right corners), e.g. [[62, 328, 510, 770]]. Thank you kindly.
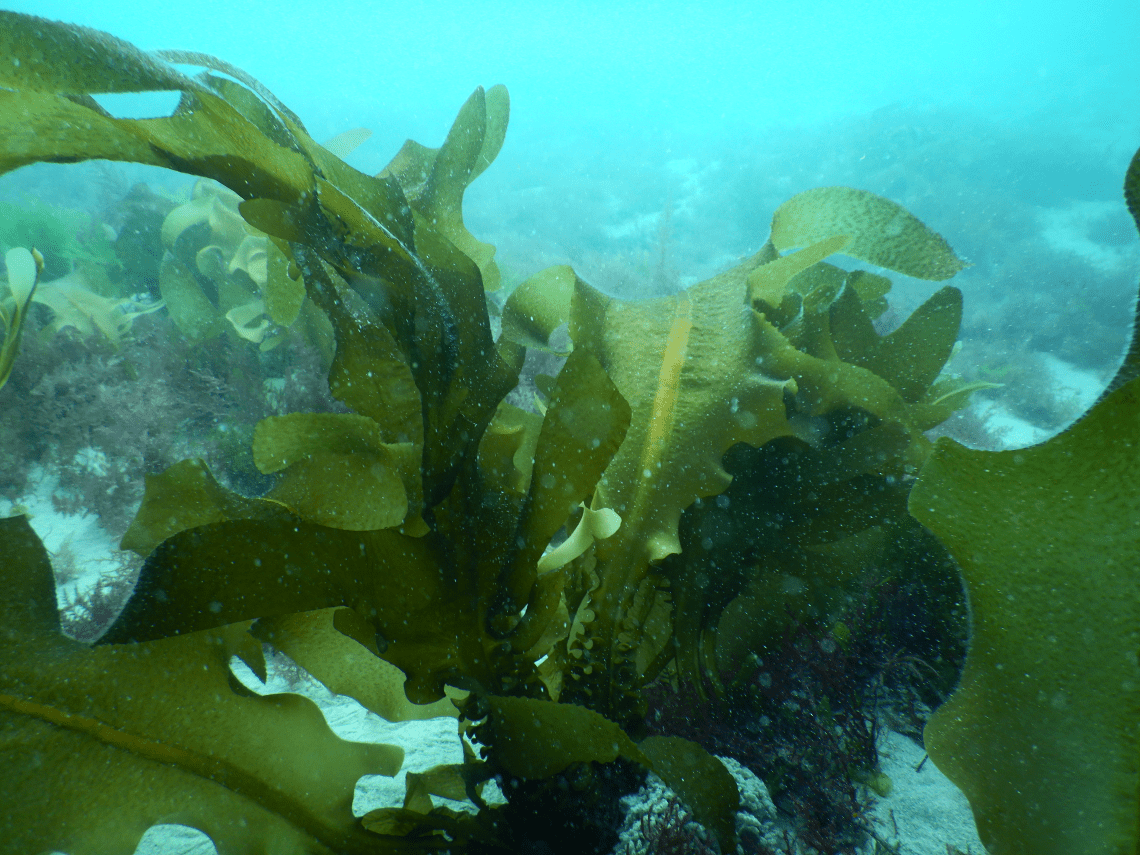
[[0, 246, 42, 390]]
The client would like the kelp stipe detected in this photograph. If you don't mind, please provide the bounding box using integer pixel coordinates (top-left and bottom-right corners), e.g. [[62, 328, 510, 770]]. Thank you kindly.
[[0, 246, 41, 390]]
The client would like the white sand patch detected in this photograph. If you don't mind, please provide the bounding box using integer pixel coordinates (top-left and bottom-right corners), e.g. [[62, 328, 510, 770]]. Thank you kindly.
[[969, 397, 1052, 448], [603, 208, 662, 241], [872, 730, 987, 854], [1037, 352, 1108, 416], [0, 464, 134, 607], [123, 723, 991, 855], [125, 653, 477, 855], [1037, 200, 1139, 273], [227, 655, 471, 815], [968, 352, 1110, 449]]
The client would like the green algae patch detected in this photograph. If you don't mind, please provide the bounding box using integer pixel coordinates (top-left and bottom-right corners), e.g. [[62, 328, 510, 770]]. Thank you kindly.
[[910, 378, 1140, 855]]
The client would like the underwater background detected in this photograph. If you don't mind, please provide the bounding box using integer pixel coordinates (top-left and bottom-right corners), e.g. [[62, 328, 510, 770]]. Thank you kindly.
[[2, 2, 1140, 854], [4, 0, 1140, 444]]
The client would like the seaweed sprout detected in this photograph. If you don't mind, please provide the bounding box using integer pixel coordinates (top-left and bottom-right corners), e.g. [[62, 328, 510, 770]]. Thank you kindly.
[[639, 795, 717, 855], [58, 564, 139, 642]]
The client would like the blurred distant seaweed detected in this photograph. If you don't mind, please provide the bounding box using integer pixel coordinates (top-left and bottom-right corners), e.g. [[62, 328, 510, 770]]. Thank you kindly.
[[158, 177, 332, 357], [0, 196, 117, 279], [32, 267, 163, 347], [0, 190, 165, 354]]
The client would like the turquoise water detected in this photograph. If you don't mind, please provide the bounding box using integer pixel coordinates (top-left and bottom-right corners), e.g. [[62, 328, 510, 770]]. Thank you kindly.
[[8, 1, 1140, 166]]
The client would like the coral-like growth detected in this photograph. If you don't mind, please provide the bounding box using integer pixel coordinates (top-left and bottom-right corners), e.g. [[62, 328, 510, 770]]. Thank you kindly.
[[638, 795, 718, 855]]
